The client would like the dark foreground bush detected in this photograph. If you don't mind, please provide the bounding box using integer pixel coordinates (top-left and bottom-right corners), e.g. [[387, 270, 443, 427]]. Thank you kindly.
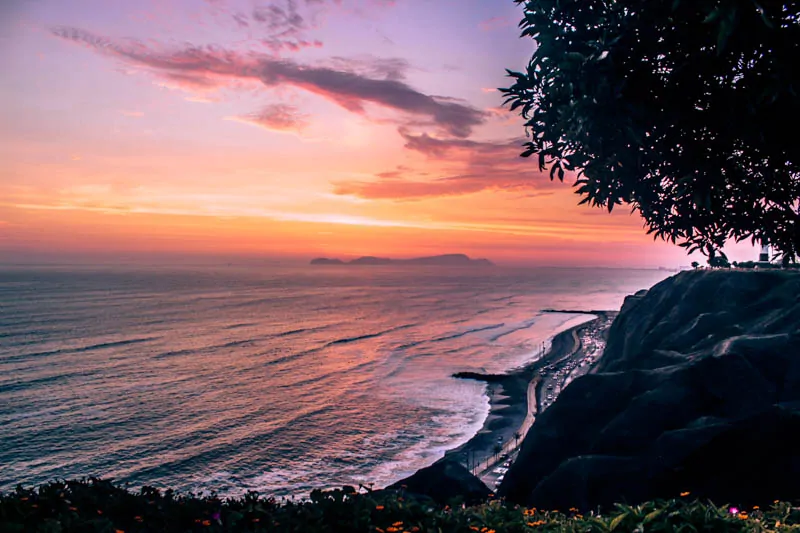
[[1, 478, 798, 532]]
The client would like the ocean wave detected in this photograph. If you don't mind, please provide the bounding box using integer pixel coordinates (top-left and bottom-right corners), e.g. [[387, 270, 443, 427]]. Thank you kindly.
[[323, 323, 417, 347], [0, 368, 100, 394], [430, 323, 505, 343], [2, 337, 161, 363], [489, 319, 538, 342]]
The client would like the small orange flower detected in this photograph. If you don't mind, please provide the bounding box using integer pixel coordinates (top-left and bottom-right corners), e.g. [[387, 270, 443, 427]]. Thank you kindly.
[[252, 518, 260, 523], [680, 492, 690, 497], [375, 505, 385, 510], [69, 507, 78, 512], [202, 520, 211, 526], [115, 530, 125, 533], [392, 521, 403, 526], [753, 506, 760, 510]]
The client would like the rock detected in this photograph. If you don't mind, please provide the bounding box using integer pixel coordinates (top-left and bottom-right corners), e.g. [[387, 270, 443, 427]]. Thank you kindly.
[[387, 458, 491, 505], [499, 270, 800, 510]]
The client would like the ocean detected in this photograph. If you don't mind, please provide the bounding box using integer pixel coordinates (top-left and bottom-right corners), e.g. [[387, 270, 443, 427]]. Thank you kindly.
[[0, 264, 671, 497]]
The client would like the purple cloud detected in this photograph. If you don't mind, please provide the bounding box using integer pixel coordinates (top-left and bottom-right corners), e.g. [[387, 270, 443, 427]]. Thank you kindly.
[[52, 27, 486, 137]]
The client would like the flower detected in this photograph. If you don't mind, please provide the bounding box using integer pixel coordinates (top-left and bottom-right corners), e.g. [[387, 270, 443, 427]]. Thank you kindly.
[[375, 505, 385, 510], [392, 522, 403, 527], [202, 520, 211, 526], [680, 491, 690, 497], [212, 512, 221, 521], [729, 507, 739, 514], [752, 506, 759, 510]]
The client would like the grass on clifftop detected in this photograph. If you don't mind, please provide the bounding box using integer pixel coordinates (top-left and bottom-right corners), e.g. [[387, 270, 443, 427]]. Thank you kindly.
[[1, 479, 798, 533]]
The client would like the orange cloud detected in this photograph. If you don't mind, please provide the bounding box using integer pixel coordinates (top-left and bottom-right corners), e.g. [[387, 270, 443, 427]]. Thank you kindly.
[[333, 131, 568, 200], [225, 104, 310, 133]]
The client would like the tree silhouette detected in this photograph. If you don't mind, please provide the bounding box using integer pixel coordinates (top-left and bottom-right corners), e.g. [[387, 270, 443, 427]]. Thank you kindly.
[[502, 0, 800, 261], [492, 443, 502, 463], [513, 431, 522, 449]]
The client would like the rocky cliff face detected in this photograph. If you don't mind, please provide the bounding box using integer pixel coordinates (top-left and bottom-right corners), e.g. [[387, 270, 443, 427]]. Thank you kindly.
[[499, 270, 800, 510]]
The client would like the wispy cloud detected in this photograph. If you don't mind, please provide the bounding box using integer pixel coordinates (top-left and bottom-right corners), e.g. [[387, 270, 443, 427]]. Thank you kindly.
[[225, 103, 309, 133], [52, 27, 486, 137], [478, 16, 515, 32], [3, 199, 639, 242]]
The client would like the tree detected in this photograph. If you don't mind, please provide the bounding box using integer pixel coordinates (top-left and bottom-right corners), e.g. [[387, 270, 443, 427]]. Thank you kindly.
[[501, 0, 800, 262], [492, 444, 502, 463], [513, 431, 522, 449], [691, 261, 700, 269], [708, 253, 731, 268]]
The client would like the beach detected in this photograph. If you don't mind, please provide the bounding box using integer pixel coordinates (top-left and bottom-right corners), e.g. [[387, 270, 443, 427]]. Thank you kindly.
[[445, 311, 616, 485]]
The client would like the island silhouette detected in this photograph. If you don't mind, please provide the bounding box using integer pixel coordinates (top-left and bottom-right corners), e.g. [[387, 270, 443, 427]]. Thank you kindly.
[[310, 254, 494, 266]]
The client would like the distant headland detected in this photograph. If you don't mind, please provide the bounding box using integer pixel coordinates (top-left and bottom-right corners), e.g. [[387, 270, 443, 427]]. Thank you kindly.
[[310, 254, 494, 267]]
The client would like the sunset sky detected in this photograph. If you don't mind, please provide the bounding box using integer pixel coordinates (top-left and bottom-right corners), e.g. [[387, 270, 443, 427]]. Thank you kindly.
[[0, 0, 758, 267]]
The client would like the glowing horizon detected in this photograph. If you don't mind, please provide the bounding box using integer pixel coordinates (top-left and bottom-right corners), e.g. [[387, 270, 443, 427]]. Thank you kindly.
[[0, 0, 758, 267]]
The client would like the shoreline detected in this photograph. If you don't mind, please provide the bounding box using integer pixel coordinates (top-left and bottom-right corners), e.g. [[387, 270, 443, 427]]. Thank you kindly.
[[443, 311, 615, 480]]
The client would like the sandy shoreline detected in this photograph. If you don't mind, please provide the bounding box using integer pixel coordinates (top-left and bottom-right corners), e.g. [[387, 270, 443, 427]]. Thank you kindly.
[[444, 311, 614, 475]]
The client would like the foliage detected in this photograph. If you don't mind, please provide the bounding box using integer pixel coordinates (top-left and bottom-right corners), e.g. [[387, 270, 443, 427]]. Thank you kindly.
[[501, 0, 800, 262], [2, 479, 800, 533]]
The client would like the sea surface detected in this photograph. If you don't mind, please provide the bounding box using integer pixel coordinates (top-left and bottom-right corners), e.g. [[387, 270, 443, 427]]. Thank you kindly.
[[0, 264, 671, 497]]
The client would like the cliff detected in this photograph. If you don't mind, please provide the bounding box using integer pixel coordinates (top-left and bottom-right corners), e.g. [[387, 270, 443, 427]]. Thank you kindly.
[[499, 270, 800, 510]]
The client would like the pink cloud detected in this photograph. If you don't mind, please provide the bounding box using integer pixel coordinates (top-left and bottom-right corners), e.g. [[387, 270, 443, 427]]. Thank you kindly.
[[479, 16, 515, 32]]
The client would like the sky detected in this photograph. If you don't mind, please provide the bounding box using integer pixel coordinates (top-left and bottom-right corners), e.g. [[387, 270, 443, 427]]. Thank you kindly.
[[0, 0, 759, 267]]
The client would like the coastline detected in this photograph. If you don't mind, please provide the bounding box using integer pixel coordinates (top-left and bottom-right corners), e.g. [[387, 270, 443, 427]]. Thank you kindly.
[[443, 311, 615, 480]]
